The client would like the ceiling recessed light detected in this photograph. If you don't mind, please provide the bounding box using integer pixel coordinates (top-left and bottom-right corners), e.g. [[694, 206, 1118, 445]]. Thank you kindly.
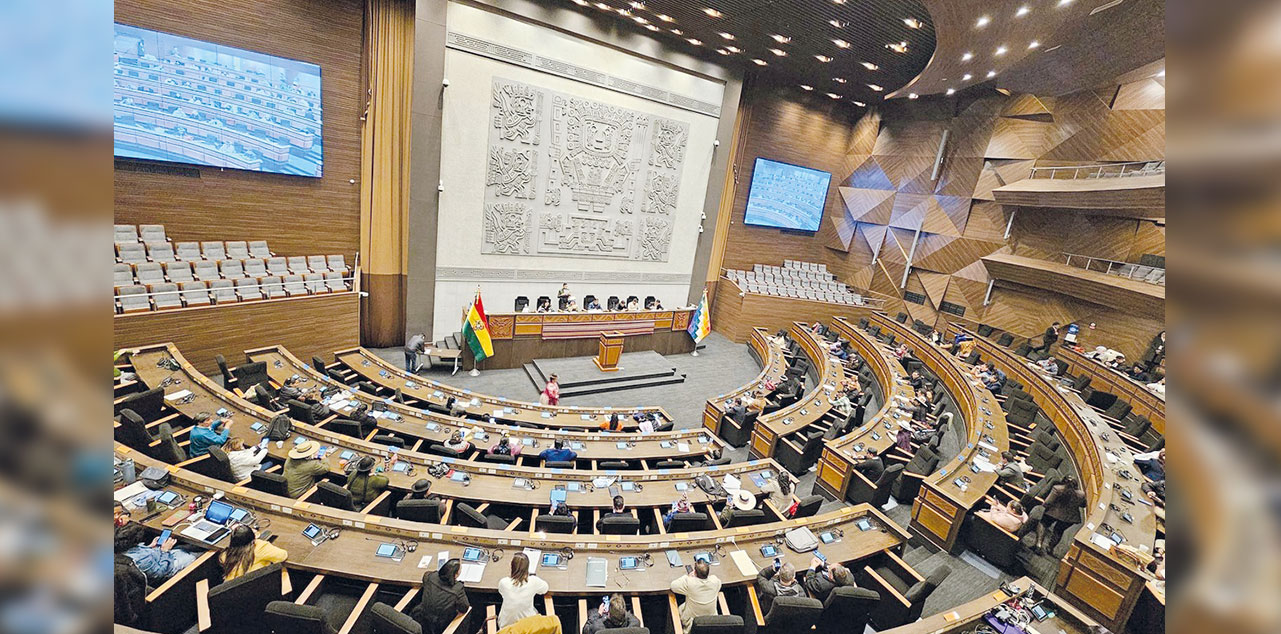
[[833, 77, 847, 84], [594, 2, 609, 9], [995, 45, 1008, 56], [752, 58, 767, 66], [1016, 5, 1030, 16], [903, 17, 922, 29], [1028, 40, 1040, 49], [716, 48, 729, 55], [986, 70, 997, 78], [827, 93, 842, 99], [725, 46, 741, 53], [686, 38, 702, 45], [703, 7, 722, 17], [616, 8, 630, 15], [801, 85, 813, 91], [572, 0, 588, 5], [962, 73, 972, 81], [854, 101, 866, 107], [833, 39, 851, 48], [644, 23, 658, 30], [946, 88, 956, 95], [1157, 69, 1166, 77], [815, 55, 833, 62], [829, 19, 846, 28], [1058, 0, 1072, 5], [656, 13, 673, 22], [867, 83, 883, 91], [770, 48, 788, 56], [976, 15, 991, 27], [630, 1, 645, 8], [718, 32, 734, 40], [908, 93, 919, 99], [633, 16, 648, 24], [832, 0, 846, 4], [962, 52, 974, 62], [771, 34, 791, 44], [861, 62, 879, 71], [886, 41, 909, 53], [670, 28, 683, 35]]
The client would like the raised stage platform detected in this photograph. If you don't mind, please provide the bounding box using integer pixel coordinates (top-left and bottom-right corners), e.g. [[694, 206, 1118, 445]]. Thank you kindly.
[[523, 350, 686, 397]]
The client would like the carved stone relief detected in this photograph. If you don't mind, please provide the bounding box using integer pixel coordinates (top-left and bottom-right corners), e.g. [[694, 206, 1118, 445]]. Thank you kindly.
[[482, 78, 689, 261]]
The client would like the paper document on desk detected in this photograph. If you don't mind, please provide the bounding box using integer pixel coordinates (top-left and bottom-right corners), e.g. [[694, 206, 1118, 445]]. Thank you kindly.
[[722, 473, 741, 492], [729, 550, 757, 576], [1089, 533, 1116, 550], [114, 481, 149, 503], [1105, 452, 1120, 464], [677, 442, 690, 453], [585, 558, 608, 587], [978, 441, 999, 454], [592, 477, 616, 489], [523, 548, 542, 573], [971, 457, 997, 472], [458, 562, 485, 583], [164, 389, 192, 401]]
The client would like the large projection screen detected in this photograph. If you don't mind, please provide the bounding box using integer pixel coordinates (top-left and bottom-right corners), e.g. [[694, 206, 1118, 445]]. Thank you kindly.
[[113, 24, 323, 177], [742, 157, 831, 232]]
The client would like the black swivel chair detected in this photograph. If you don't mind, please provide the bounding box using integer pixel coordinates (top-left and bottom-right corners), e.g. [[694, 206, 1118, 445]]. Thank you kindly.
[[846, 463, 903, 506], [232, 361, 272, 393], [583, 295, 596, 309], [428, 444, 466, 459], [154, 423, 187, 464], [368, 602, 422, 634], [890, 446, 939, 501], [536, 295, 551, 311], [544, 460, 576, 469], [598, 460, 631, 470], [791, 495, 823, 519], [534, 514, 576, 534], [865, 565, 951, 630], [816, 587, 879, 634], [481, 452, 517, 466], [264, 600, 337, 634], [644, 295, 656, 308], [762, 596, 824, 634], [600, 628, 648, 634], [327, 419, 365, 439], [396, 499, 443, 523], [514, 296, 529, 312], [371, 434, 406, 449], [114, 386, 165, 420], [558, 296, 570, 310], [599, 515, 641, 535], [655, 459, 685, 470], [687, 615, 744, 634], [312, 356, 328, 374], [191, 446, 237, 483], [895, 312, 909, 323], [454, 503, 508, 529], [607, 296, 620, 310], [115, 408, 156, 449], [216, 354, 238, 388], [203, 562, 287, 634], [626, 295, 639, 307], [977, 324, 995, 337], [722, 509, 767, 528], [668, 512, 710, 532], [996, 333, 1015, 347], [287, 399, 319, 424], [313, 481, 355, 511], [249, 470, 290, 497]]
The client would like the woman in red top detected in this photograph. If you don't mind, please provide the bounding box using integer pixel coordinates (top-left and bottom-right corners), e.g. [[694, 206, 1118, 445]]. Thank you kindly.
[[542, 374, 561, 406]]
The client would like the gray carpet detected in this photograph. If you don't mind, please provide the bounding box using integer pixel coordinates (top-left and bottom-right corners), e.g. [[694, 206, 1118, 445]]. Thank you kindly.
[[370, 331, 1007, 621]]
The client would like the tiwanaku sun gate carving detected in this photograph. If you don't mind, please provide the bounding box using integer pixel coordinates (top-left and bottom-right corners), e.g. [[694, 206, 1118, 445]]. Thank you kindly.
[[482, 78, 689, 262]]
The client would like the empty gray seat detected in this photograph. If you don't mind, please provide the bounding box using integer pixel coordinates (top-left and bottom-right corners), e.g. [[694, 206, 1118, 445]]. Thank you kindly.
[[117, 285, 150, 312], [243, 258, 268, 277], [327, 255, 348, 274], [114, 224, 138, 243], [266, 257, 289, 276], [174, 241, 202, 260], [139, 224, 167, 244], [261, 276, 286, 298], [307, 255, 328, 272], [180, 281, 210, 306], [193, 260, 220, 280], [150, 283, 181, 310], [219, 259, 246, 279], [236, 277, 264, 301], [135, 262, 165, 285], [201, 241, 227, 260], [164, 261, 194, 283], [282, 275, 307, 296], [146, 242, 176, 262], [287, 256, 311, 275], [324, 271, 346, 292], [225, 240, 250, 259], [303, 273, 325, 294], [249, 240, 271, 259], [113, 263, 134, 287], [209, 279, 236, 304], [116, 242, 147, 264]]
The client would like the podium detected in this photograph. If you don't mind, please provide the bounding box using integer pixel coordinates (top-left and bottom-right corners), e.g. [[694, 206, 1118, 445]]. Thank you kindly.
[[593, 331, 625, 372]]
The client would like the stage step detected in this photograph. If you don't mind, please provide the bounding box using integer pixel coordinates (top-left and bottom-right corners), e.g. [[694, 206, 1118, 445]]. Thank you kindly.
[[557, 372, 688, 398], [529, 357, 677, 389]]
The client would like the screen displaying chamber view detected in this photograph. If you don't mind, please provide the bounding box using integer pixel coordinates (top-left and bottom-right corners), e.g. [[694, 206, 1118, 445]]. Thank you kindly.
[[113, 23, 323, 177], [742, 157, 832, 232]]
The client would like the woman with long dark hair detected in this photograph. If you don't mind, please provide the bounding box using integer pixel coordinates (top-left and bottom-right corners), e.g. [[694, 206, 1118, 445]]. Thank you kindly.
[[220, 525, 287, 580], [496, 552, 548, 628], [413, 558, 470, 634]]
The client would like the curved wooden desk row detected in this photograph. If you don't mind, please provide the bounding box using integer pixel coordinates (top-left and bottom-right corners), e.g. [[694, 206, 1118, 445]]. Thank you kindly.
[[124, 345, 766, 512], [701, 328, 789, 434], [947, 326, 1158, 631], [1055, 346, 1165, 435], [116, 444, 909, 593], [334, 347, 668, 430], [247, 346, 721, 463], [879, 576, 1099, 634], [748, 322, 846, 460]]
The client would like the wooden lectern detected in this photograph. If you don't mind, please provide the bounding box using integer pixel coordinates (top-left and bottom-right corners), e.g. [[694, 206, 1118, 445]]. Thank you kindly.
[[593, 331, 625, 372]]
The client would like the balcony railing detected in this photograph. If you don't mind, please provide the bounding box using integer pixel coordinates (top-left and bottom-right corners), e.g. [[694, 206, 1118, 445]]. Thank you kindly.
[[1029, 161, 1165, 180], [1063, 253, 1165, 286]]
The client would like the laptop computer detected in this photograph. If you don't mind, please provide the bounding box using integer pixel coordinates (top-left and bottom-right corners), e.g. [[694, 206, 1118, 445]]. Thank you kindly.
[[180, 500, 236, 544]]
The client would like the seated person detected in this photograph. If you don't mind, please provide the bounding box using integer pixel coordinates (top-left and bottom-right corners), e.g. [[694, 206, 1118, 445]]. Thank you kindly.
[[908, 370, 928, 392], [537, 439, 577, 463], [584, 297, 602, 311], [633, 411, 658, 433], [893, 343, 911, 360], [277, 376, 304, 402], [842, 375, 862, 394], [1142, 478, 1165, 503], [300, 391, 332, 423], [116, 524, 199, 584], [599, 414, 625, 432], [755, 562, 807, 614], [1134, 449, 1165, 481], [445, 395, 468, 418], [769, 330, 789, 348], [536, 298, 552, 313], [852, 453, 885, 480], [981, 366, 1006, 392], [652, 299, 663, 310], [188, 412, 231, 457], [224, 437, 269, 482], [976, 498, 1028, 533], [662, 493, 693, 530], [1146, 377, 1166, 396], [443, 430, 472, 454], [596, 495, 630, 531], [995, 451, 1028, 489], [803, 558, 854, 602], [488, 434, 523, 458], [742, 390, 769, 412], [548, 501, 576, 531], [723, 397, 747, 422], [831, 392, 853, 418], [693, 447, 724, 467], [582, 594, 640, 634], [565, 298, 581, 312], [346, 456, 390, 507], [405, 478, 440, 501], [1036, 357, 1061, 376]]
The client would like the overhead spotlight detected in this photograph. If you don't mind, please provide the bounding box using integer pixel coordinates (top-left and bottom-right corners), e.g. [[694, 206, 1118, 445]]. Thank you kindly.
[[886, 41, 909, 53], [1157, 69, 1166, 77], [1058, 0, 1072, 5], [752, 58, 767, 66], [853, 101, 867, 107], [995, 45, 1008, 56], [867, 83, 883, 91], [861, 62, 879, 71], [962, 73, 972, 81], [1016, 5, 1030, 16], [815, 55, 833, 62], [656, 13, 673, 22], [1028, 40, 1040, 49], [946, 88, 956, 95], [800, 84, 814, 91], [716, 48, 730, 55], [725, 45, 741, 53], [703, 7, 722, 17], [832, 0, 846, 4], [962, 52, 973, 62], [770, 48, 787, 56], [829, 19, 846, 28], [633, 16, 648, 24], [718, 32, 734, 40], [645, 24, 659, 31], [670, 28, 683, 35], [833, 77, 848, 84], [976, 15, 991, 28], [833, 39, 851, 48], [594, 2, 609, 8], [630, 1, 645, 8], [571, 0, 588, 5], [908, 93, 919, 99], [771, 34, 791, 43], [827, 93, 842, 99], [903, 17, 923, 29], [986, 70, 997, 78], [686, 38, 702, 45]]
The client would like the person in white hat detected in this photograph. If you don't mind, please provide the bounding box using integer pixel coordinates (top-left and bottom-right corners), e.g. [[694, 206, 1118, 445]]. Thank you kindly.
[[718, 490, 757, 525], [283, 440, 328, 498]]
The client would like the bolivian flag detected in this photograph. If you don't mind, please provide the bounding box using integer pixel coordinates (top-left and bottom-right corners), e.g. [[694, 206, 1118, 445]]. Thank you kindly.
[[687, 289, 711, 343], [463, 292, 494, 362]]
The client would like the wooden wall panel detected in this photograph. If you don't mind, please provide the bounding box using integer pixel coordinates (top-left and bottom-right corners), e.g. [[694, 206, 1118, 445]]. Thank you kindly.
[[114, 294, 360, 377], [113, 0, 364, 258]]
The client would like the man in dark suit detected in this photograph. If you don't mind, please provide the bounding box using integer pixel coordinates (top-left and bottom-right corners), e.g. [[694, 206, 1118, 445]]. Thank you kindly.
[[1036, 322, 1061, 353]]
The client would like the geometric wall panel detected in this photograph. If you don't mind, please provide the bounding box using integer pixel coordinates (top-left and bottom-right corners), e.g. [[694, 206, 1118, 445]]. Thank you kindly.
[[985, 117, 1055, 160], [839, 187, 896, 225], [918, 271, 950, 308], [962, 200, 1009, 242], [972, 159, 1036, 201]]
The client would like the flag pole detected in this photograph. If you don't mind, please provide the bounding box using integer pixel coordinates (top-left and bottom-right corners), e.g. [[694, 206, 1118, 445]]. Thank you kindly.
[[469, 286, 482, 377]]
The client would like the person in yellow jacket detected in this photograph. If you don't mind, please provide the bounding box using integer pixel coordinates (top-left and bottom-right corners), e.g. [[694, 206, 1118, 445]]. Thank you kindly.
[[220, 525, 287, 580]]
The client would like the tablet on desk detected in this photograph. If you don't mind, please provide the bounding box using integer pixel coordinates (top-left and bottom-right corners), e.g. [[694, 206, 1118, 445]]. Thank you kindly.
[[450, 472, 468, 482], [392, 462, 410, 473], [541, 552, 565, 568], [620, 482, 636, 492], [820, 532, 836, 544], [665, 550, 682, 567], [660, 441, 673, 449], [228, 508, 249, 523], [156, 491, 179, 506], [675, 482, 689, 492], [340, 450, 356, 461], [760, 544, 778, 557], [375, 543, 399, 559], [567, 482, 582, 493], [619, 557, 641, 571], [857, 519, 872, 532], [462, 547, 485, 562], [616, 442, 629, 450], [251, 422, 265, 433], [302, 524, 323, 541]]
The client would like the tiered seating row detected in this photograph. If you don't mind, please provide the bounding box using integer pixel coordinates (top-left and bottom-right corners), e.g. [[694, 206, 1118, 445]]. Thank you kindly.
[[723, 260, 868, 306]]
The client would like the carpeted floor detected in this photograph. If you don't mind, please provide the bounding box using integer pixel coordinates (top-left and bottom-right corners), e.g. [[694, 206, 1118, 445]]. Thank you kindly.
[[371, 330, 1008, 620]]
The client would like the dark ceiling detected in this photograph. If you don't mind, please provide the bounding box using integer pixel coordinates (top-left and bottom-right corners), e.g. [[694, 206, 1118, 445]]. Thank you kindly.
[[550, 0, 937, 107]]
